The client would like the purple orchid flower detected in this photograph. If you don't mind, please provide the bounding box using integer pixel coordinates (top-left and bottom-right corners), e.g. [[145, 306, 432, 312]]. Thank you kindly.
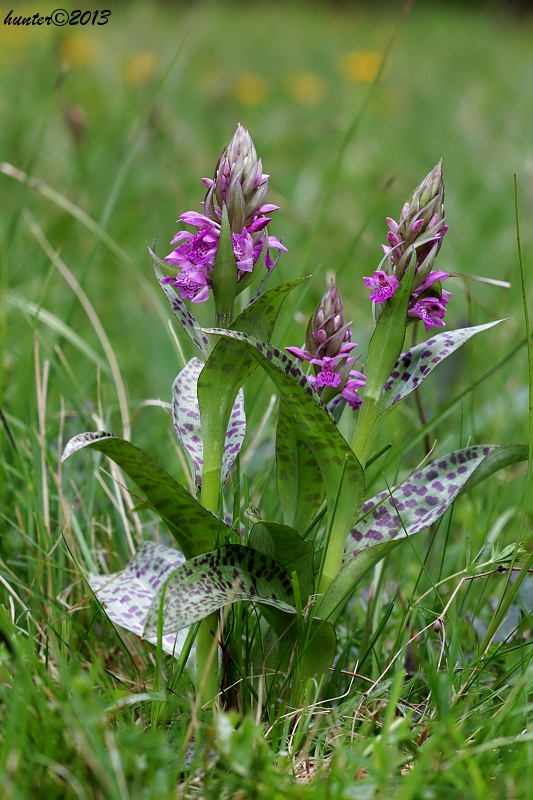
[[287, 282, 366, 414], [164, 125, 286, 303]]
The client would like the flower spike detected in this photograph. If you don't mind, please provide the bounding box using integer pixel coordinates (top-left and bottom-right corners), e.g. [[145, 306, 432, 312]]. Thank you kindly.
[[164, 124, 286, 308], [287, 281, 366, 413], [364, 161, 451, 331]]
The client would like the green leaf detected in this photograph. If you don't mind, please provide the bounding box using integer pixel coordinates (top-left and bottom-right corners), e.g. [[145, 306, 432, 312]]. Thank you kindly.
[[172, 358, 204, 492], [249, 520, 315, 601], [233, 278, 308, 339], [276, 397, 325, 536], [459, 444, 529, 494], [319, 540, 401, 623], [88, 541, 190, 658], [212, 205, 238, 327], [260, 606, 337, 684], [199, 328, 365, 593], [364, 260, 414, 404], [197, 279, 307, 501], [150, 250, 212, 360], [61, 432, 230, 558], [321, 443, 529, 622], [343, 444, 529, 559], [380, 319, 505, 411], [173, 357, 245, 493], [248, 240, 282, 300], [143, 544, 296, 636], [353, 260, 415, 464]]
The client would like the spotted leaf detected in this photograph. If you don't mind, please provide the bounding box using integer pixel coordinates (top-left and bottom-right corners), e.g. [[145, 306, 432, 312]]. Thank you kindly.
[[143, 544, 296, 637], [345, 443, 528, 559], [150, 249, 212, 360], [249, 519, 315, 602], [276, 397, 325, 536], [173, 357, 245, 493], [197, 279, 306, 495], [61, 432, 230, 559], [381, 320, 505, 409], [88, 541, 190, 658], [199, 327, 364, 589], [321, 442, 528, 622]]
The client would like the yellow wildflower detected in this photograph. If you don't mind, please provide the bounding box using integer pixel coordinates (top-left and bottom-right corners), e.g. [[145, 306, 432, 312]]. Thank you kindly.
[[59, 35, 96, 68], [286, 72, 327, 106], [338, 51, 383, 84], [233, 73, 269, 107], [121, 52, 158, 87]]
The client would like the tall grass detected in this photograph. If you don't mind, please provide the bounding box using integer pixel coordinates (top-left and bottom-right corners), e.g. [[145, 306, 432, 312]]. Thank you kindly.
[[1, 2, 532, 797]]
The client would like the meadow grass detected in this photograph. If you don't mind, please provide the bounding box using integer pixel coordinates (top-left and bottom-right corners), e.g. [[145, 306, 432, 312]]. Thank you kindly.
[[1, 2, 532, 797]]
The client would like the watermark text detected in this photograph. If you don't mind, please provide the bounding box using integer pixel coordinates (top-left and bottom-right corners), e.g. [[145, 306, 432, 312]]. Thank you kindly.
[[4, 8, 111, 26]]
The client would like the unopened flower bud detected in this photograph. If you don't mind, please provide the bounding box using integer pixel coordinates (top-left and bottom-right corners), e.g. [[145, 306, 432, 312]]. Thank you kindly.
[[203, 123, 272, 232], [395, 160, 446, 279], [304, 282, 347, 359], [286, 282, 365, 414]]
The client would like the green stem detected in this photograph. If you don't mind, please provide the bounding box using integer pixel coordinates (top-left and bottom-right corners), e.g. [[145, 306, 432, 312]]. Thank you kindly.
[[352, 261, 415, 465], [351, 394, 381, 468], [195, 612, 220, 711], [196, 465, 223, 709], [316, 455, 350, 599]]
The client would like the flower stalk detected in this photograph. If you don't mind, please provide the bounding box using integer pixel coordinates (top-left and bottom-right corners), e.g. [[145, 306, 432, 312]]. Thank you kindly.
[[354, 163, 451, 465]]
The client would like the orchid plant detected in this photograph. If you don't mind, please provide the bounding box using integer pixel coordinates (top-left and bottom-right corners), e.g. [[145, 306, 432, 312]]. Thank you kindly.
[[62, 125, 526, 710]]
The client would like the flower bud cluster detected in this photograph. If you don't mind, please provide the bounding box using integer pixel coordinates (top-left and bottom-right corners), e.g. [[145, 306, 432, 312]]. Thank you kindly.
[[364, 161, 451, 331], [164, 124, 286, 303], [287, 283, 366, 411]]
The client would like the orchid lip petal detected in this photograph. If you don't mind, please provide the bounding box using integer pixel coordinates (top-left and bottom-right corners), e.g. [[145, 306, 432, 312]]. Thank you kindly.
[[268, 236, 288, 252]]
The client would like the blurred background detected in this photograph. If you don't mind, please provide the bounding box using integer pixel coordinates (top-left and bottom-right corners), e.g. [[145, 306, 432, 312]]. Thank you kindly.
[[1, 0, 532, 463]]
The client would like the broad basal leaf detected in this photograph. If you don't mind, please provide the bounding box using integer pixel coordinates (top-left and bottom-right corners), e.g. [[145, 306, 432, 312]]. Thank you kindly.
[[199, 328, 364, 593], [61, 432, 231, 559], [381, 320, 505, 410], [143, 544, 296, 637], [276, 397, 325, 536], [88, 541, 190, 658], [345, 443, 527, 559], [260, 606, 337, 685], [150, 250, 212, 360], [173, 357, 245, 493], [322, 442, 528, 623]]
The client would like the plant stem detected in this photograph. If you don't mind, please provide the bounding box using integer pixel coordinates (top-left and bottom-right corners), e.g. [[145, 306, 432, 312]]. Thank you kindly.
[[352, 261, 415, 465], [316, 455, 350, 598], [195, 613, 220, 711], [196, 465, 223, 710], [351, 395, 380, 468]]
